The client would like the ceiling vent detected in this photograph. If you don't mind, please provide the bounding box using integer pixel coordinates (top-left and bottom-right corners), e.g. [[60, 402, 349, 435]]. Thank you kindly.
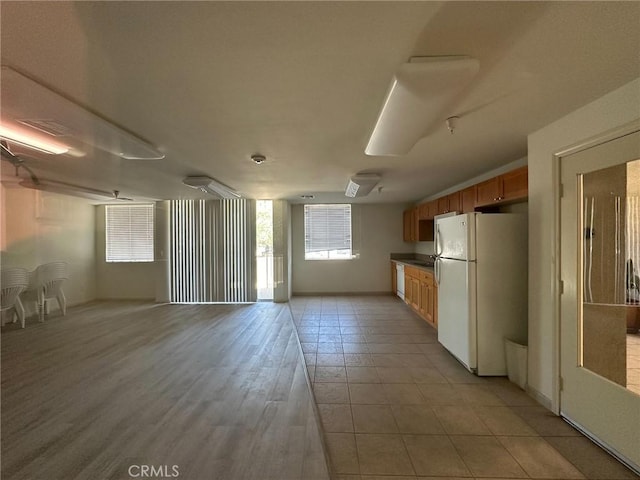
[[182, 176, 241, 199], [365, 56, 479, 156], [345, 173, 381, 198]]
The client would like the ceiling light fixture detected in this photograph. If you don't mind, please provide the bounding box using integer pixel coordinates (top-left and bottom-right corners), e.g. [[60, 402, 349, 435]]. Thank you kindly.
[[365, 56, 479, 156], [182, 176, 241, 199], [2, 66, 164, 160], [446, 116, 459, 134], [19, 178, 133, 202], [0, 123, 69, 155], [251, 154, 266, 165], [345, 173, 381, 198]]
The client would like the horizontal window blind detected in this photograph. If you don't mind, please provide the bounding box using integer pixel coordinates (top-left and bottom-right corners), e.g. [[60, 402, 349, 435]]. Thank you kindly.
[[105, 204, 154, 262], [304, 204, 352, 260]]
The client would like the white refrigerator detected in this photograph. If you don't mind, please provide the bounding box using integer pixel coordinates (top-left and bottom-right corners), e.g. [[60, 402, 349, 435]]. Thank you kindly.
[[435, 212, 528, 375]]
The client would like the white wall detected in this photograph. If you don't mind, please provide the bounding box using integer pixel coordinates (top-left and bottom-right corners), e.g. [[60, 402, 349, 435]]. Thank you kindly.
[[291, 203, 411, 294], [95, 205, 156, 300], [0, 184, 96, 310], [527, 77, 640, 410]]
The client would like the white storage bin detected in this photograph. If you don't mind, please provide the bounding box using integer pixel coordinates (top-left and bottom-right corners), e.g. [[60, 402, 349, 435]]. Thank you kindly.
[[504, 338, 528, 389]]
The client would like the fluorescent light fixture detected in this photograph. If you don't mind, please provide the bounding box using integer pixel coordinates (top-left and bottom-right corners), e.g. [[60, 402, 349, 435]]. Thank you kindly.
[[182, 176, 241, 199], [2, 67, 164, 160], [0, 123, 69, 155], [365, 56, 480, 156], [19, 178, 125, 201], [345, 173, 381, 198]]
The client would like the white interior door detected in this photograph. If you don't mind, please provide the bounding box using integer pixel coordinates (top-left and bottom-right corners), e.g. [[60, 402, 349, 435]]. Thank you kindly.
[[560, 130, 640, 470]]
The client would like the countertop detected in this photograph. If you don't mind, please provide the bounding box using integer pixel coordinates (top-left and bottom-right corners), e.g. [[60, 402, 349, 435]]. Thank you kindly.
[[391, 258, 435, 273]]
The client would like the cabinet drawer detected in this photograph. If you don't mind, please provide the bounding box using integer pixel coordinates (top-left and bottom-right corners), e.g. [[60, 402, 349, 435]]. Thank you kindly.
[[419, 270, 433, 283], [404, 265, 420, 278]]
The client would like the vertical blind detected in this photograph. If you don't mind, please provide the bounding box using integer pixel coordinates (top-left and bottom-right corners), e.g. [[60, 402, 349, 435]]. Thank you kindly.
[[169, 199, 256, 303], [626, 196, 640, 302], [304, 204, 352, 259], [105, 204, 154, 262]]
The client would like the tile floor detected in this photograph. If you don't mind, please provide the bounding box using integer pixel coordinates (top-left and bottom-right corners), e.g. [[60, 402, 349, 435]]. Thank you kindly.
[[627, 333, 640, 395], [290, 295, 639, 480]]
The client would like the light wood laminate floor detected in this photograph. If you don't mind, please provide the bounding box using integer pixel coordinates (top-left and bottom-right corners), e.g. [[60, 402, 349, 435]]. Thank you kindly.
[[291, 295, 639, 480], [1, 301, 329, 480]]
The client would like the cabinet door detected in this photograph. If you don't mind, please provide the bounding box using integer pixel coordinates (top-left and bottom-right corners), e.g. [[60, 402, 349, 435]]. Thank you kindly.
[[419, 279, 428, 318], [475, 177, 502, 206], [501, 166, 528, 201], [411, 277, 420, 311], [437, 196, 449, 215], [418, 203, 430, 220], [461, 186, 476, 213], [404, 273, 412, 304], [391, 262, 397, 294], [447, 191, 461, 213], [424, 275, 435, 327], [412, 207, 420, 241], [403, 210, 412, 241]]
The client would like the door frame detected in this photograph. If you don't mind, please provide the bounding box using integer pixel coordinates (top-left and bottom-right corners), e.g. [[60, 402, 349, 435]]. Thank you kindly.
[[551, 119, 640, 415]]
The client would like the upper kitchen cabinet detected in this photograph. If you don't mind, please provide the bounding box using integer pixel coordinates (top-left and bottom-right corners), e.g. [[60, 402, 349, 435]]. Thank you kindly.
[[418, 200, 439, 220], [403, 208, 415, 241], [437, 192, 461, 215], [501, 166, 528, 200], [404, 206, 434, 242], [461, 186, 477, 213], [476, 166, 528, 207], [417, 202, 430, 220]]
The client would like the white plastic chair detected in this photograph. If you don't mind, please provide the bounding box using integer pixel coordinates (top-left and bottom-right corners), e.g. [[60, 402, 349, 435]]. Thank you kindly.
[[21, 262, 68, 322], [1, 268, 28, 328]]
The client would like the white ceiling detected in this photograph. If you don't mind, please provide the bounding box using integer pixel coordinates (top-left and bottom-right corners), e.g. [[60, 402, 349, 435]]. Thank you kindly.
[[1, 1, 639, 204]]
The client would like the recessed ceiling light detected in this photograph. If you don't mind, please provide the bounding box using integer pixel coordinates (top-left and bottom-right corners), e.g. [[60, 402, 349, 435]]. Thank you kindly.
[[251, 154, 266, 165]]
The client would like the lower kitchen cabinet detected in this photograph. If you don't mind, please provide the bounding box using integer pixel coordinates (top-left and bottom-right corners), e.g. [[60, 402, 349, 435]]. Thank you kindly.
[[391, 261, 397, 294], [402, 265, 437, 329]]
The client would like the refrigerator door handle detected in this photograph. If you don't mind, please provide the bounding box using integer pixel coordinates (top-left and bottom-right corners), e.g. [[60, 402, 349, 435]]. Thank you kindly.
[[435, 226, 443, 256], [435, 256, 440, 285]]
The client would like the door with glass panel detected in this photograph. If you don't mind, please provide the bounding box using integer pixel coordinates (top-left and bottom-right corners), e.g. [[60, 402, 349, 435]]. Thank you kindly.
[[560, 130, 640, 470]]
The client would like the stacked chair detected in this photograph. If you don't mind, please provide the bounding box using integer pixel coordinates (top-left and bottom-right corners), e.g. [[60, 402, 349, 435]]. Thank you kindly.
[[20, 262, 68, 323], [1, 268, 29, 328]]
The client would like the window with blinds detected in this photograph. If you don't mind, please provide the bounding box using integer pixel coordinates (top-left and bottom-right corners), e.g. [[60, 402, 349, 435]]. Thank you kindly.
[[105, 204, 154, 262], [304, 204, 352, 260]]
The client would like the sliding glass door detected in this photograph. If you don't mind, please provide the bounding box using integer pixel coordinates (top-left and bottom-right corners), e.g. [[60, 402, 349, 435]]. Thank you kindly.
[[169, 199, 256, 303]]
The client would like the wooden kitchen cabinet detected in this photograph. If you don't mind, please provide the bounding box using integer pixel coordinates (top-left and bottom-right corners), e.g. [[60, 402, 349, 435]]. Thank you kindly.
[[404, 206, 434, 242], [391, 261, 397, 294], [404, 266, 420, 310], [403, 209, 414, 241], [418, 202, 430, 220], [436, 192, 461, 214], [447, 191, 461, 213], [402, 265, 437, 329], [475, 176, 502, 206], [501, 166, 528, 201], [436, 196, 449, 215], [461, 185, 476, 213], [420, 271, 437, 328], [476, 166, 528, 207]]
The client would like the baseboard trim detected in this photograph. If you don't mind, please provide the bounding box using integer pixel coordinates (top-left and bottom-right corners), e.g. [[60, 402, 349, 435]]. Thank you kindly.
[[526, 384, 553, 411], [292, 291, 394, 297]]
